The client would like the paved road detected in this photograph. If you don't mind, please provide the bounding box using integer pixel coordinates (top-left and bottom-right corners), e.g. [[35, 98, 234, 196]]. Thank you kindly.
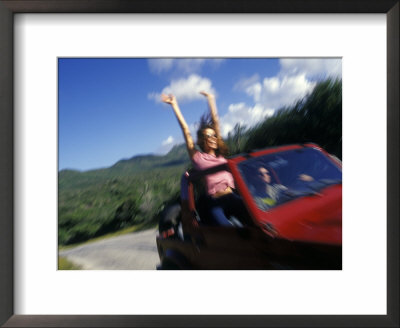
[[59, 228, 160, 270]]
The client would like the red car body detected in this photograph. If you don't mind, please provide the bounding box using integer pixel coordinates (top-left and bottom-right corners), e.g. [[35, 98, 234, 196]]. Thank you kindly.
[[156, 144, 342, 270]]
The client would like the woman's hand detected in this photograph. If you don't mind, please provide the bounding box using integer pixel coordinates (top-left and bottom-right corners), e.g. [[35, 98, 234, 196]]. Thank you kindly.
[[161, 94, 178, 107], [200, 91, 214, 99], [160, 93, 196, 158], [298, 174, 314, 182], [200, 90, 221, 138]]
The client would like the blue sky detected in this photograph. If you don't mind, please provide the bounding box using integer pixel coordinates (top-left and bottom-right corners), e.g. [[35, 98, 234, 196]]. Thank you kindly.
[[58, 58, 341, 171]]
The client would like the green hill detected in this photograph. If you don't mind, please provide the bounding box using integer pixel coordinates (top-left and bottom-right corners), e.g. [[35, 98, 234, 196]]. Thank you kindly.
[[109, 144, 188, 174], [58, 144, 189, 245]]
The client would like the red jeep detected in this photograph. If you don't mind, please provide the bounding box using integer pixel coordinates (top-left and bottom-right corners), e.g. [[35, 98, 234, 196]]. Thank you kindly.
[[156, 143, 342, 270]]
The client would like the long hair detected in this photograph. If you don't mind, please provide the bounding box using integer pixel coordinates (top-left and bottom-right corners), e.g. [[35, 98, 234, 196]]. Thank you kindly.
[[196, 113, 228, 156]]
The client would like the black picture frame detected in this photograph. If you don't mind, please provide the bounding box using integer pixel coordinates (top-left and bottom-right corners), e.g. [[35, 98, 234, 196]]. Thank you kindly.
[[0, 1, 398, 327]]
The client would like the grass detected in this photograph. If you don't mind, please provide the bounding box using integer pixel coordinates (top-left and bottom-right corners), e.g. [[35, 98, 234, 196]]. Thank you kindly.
[[58, 256, 82, 270], [58, 221, 158, 251]]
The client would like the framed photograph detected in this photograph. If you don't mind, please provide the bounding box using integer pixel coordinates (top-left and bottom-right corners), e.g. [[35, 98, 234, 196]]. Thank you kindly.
[[1, 1, 398, 327], [57, 57, 343, 272]]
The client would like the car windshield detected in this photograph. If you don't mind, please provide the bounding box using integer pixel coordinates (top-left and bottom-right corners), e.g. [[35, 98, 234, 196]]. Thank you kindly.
[[237, 148, 342, 211]]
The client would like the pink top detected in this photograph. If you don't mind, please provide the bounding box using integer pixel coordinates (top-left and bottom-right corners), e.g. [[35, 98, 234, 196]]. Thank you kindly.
[[192, 151, 235, 195]]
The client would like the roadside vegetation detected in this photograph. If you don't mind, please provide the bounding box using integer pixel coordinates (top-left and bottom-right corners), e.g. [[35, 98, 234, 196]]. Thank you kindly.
[[58, 148, 186, 246], [58, 256, 82, 270]]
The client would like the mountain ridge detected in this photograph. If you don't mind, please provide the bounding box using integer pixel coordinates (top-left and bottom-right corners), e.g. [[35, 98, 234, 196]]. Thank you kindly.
[[58, 143, 189, 245], [59, 143, 188, 175]]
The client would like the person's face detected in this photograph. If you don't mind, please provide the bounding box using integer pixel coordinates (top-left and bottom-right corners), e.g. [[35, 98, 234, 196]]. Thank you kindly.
[[259, 167, 271, 184], [202, 128, 218, 152]]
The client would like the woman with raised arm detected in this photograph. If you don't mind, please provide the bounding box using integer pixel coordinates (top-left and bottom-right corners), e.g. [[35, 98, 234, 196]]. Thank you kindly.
[[161, 92, 250, 226]]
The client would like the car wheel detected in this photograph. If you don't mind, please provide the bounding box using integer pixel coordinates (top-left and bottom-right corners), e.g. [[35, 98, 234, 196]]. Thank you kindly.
[[158, 203, 181, 235], [160, 260, 181, 270]]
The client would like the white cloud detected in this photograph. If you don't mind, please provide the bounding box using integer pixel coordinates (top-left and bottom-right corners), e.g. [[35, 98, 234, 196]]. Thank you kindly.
[[280, 58, 342, 79], [149, 74, 216, 103], [147, 59, 225, 75], [232, 58, 340, 114], [226, 59, 336, 136], [147, 59, 174, 74], [245, 82, 263, 102], [259, 74, 316, 109], [152, 59, 339, 141], [175, 59, 206, 74], [233, 74, 260, 91], [161, 136, 174, 146], [235, 73, 316, 112], [156, 135, 181, 154], [208, 59, 225, 68], [219, 102, 274, 137]]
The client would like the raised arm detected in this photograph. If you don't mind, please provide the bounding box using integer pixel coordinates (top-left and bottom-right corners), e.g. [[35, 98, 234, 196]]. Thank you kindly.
[[161, 94, 196, 159], [200, 91, 221, 138]]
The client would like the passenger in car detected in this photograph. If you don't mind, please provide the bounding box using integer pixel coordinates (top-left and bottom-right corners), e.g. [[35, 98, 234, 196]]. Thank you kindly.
[[253, 166, 314, 209], [254, 166, 288, 208], [161, 92, 250, 226]]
